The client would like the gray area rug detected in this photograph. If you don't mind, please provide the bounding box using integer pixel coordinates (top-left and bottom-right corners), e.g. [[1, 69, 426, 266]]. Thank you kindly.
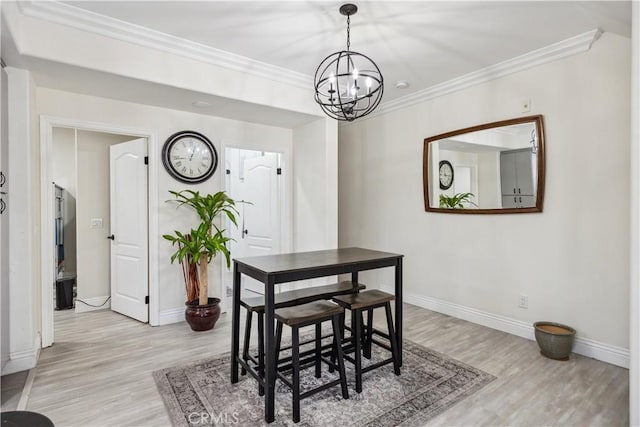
[[154, 338, 495, 426]]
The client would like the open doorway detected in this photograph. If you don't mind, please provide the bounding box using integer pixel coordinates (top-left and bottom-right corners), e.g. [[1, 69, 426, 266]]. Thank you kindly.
[[47, 127, 149, 342], [223, 147, 290, 308]]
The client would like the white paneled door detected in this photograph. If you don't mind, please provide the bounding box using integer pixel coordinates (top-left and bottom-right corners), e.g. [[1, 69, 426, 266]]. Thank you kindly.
[[240, 153, 281, 257], [109, 138, 148, 322], [229, 151, 281, 295]]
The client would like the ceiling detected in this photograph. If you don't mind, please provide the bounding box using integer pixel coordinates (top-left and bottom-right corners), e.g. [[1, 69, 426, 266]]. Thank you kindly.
[[61, 1, 632, 104], [3, 1, 632, 126]]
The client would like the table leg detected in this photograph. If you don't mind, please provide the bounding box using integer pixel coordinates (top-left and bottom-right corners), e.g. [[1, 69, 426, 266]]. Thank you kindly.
[[264, 276, 276, 423], [395, 257, 403, 367], [231, 262, 241, 383], [351, 271, 358, 284]]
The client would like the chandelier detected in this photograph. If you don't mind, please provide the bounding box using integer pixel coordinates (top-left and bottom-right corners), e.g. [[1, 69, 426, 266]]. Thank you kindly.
[[313, 4, 384, 122]]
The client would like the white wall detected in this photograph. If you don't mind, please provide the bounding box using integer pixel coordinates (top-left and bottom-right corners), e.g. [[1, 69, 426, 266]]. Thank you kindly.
[[339, 33, 631, 363], [36, 89, 339, 325], [52, 128, 76, 197], [1, 66, 10, 372], [288, 118, 338, 287], [52, 127, 77, 274], [292, 118, 338, 252], [629, 2, 639, 424], [75, 130, 133, 303], [3, 67, 41, 375]]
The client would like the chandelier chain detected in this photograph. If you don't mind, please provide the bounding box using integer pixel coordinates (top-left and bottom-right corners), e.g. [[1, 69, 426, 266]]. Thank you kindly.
[[346, 15, 350, 51]]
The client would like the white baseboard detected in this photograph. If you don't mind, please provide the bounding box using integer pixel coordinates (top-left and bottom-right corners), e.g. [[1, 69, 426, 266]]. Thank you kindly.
[[17, 368, 36, 410], [2, 333, 41, 376], [74, 296, 111, 313], [159, 307, 185, 326], [382, 286, 630, 369]]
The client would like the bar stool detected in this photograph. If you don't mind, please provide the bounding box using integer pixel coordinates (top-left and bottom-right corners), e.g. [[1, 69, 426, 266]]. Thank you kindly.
[[332, 289, 401, 393], [274, 300, 349, 423], [239, 281, 365, 395]]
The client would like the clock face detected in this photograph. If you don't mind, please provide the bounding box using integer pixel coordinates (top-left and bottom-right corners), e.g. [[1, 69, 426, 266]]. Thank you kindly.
[[439, 160, 454, 190], [162, 131, 218, 184]]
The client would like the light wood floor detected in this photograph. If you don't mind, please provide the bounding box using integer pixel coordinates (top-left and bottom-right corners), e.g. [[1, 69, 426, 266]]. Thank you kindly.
[[1, 370, 28, 411], [26, 304, 628, 426]]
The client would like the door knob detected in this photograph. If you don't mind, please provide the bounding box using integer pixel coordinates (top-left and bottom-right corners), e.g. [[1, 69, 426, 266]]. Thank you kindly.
[[243, 229, 248, 235], [107, 234, 115, 240]]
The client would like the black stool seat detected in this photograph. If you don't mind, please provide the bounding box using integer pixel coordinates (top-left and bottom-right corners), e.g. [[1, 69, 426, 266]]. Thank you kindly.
[[241, 281, 366, 312], [332, 289, 400, 393], [274, 302, 348, 423], [1, 411, 55, 427], [275, 301, 343, 327], [333, 289, 395, 310]]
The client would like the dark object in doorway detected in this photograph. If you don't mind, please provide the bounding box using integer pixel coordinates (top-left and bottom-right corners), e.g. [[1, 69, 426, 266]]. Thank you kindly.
[[55, 275, 76, 310], [185, 297, 221, 331]]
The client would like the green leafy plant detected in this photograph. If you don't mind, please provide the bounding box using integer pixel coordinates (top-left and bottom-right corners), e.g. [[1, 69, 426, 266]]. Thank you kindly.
[[163, 190, 240, 305], [439, 192, 478, 209]]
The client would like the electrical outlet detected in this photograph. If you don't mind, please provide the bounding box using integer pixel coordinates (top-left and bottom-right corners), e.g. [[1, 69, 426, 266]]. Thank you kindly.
[[521, 99, 531, 113], [519, 294, 529, 309]]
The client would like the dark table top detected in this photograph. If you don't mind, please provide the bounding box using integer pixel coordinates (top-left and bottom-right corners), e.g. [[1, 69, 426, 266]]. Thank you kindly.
[[233, 247, 403, 275]]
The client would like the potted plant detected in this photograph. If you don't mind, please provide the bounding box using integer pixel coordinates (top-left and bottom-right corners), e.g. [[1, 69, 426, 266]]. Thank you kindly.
[[163, 190, 239, 331], [439, 192, 478, 209]]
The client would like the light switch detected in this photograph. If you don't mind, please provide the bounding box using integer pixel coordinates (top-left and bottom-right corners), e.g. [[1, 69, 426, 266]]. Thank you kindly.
[[90, 218, 103, 229]]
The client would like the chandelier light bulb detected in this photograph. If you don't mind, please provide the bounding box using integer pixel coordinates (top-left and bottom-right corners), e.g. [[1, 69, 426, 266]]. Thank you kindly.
[[352, 67, 359, 80]]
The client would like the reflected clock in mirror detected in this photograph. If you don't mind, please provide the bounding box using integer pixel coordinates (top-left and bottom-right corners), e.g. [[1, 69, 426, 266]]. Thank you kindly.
[[423, 115, 545, 214]]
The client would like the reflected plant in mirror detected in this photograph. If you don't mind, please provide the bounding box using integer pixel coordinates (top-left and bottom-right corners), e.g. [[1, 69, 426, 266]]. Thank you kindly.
[[423, 115, 545, 214], [439, 192, 478, 209]]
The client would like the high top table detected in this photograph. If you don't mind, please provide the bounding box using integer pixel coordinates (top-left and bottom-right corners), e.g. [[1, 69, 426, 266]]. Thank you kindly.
[[230, 247, 404, 423]]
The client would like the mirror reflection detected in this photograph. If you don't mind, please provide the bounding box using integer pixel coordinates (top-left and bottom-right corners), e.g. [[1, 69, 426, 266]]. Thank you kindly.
[[423, 115, 545, 214]]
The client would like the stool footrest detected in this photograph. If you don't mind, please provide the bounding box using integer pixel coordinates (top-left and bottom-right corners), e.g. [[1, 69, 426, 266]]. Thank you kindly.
[[300, 379, 345, 400], [236, 357, 265, 387], [278, 343, 333, 371], [370, 337, 392, 352], [361, 358, 395, 374]]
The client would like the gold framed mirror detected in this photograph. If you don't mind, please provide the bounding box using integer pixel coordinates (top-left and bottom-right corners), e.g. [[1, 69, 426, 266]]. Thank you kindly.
[[423, 115, 545, 214]]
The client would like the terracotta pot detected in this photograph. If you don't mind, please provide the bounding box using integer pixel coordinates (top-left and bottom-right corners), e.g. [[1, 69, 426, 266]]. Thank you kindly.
[[185, 297, 221, 331]]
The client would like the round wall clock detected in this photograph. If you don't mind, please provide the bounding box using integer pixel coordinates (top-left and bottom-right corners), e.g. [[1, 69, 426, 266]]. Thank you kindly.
[[162, 131, 218, 184], [439, 160, 454, 190]]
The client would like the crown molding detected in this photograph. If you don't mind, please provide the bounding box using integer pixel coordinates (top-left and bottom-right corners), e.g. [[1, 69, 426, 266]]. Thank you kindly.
[[15, 2, 602, 120], [369, 28, 603, 120], [17, 1, 313, 89]]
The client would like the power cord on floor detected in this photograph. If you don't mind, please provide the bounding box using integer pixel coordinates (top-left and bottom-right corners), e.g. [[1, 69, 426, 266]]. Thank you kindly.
[[75, 296, 111, 308]]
